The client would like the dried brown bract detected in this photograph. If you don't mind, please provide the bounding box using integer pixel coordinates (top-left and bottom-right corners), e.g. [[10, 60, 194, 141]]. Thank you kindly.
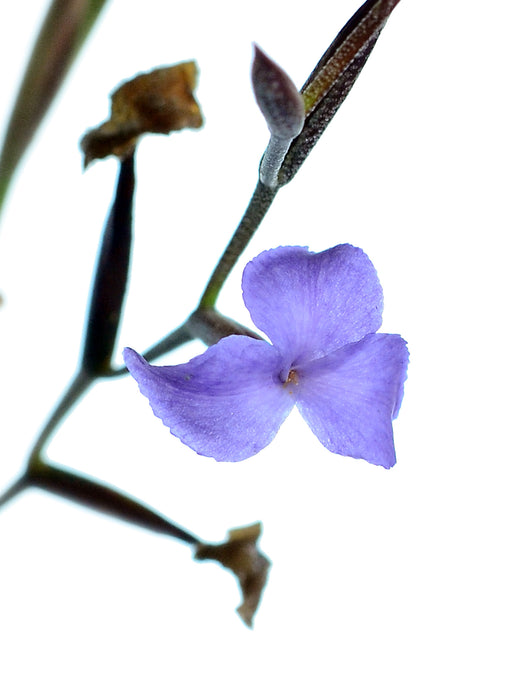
[[194, 522, 271, 627], [81, 62, 203, 166]]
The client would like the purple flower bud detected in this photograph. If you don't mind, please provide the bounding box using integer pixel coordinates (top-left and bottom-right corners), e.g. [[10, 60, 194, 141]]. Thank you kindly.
[[251, 44, 305, 141]]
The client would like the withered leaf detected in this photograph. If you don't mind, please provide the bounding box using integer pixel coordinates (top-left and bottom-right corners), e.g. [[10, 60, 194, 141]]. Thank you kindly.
[[194, 522, 271, 627], [81, 62, 203, 166]]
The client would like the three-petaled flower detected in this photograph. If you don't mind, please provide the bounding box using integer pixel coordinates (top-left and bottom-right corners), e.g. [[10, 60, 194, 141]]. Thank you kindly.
[[124, 245, 409, 467]]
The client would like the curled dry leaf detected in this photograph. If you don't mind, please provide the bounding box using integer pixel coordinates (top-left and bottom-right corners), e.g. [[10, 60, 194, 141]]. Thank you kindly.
[[81, 62, 203, 165], [194, 522, 271, 627]]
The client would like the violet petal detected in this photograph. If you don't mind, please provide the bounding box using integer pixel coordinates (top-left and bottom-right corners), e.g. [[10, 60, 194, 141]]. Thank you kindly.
[[295, 333, 409, 468], [242, 244, 384, 367], [123, 336, 294, 462]]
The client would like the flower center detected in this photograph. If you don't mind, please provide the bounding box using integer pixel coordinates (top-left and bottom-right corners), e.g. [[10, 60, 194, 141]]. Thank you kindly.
[[283, 368, 299, 386]]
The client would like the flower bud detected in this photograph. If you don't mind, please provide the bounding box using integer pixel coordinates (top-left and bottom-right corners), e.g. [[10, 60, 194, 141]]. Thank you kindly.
[[251, 44, 305, 140]]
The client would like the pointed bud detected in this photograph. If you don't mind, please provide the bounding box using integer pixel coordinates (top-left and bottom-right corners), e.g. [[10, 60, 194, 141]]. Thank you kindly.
[[251, 45, 305, 140]]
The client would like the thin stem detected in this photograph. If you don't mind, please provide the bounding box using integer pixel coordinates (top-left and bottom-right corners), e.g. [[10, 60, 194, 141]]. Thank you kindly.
[[28, 462, 200, 545], [107, 180, 279, 370], [198, 180, 278, 309], [107, 322, 194, 377], [136, 323, 194, 364], [259, 136, 291, 188], [28, 369, 92, 467], [0, 474, 30, 511]]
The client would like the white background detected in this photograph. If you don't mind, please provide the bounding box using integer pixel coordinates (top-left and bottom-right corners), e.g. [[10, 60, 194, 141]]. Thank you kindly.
[[1, 1, 523, 698]]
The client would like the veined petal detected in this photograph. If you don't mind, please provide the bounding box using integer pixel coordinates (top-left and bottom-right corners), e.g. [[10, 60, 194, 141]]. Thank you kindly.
[[123, 336, 294, 462], [295, 333, 409, 468], [242, 245, 383, 366]]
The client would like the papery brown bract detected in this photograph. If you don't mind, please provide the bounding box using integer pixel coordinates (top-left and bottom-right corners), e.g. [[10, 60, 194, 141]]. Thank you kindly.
[[194, 523, 271, 628], [81, 62, 203, 165]]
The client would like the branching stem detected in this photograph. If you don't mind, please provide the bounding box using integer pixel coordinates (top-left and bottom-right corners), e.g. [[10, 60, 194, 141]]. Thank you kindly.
[[27, 369, 92, 469], [198, 180, 278, 309]]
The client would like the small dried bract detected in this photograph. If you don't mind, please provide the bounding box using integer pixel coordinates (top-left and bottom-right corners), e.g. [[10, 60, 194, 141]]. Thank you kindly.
[[80, 62, 203, 165], [194, 522, 271, 627]]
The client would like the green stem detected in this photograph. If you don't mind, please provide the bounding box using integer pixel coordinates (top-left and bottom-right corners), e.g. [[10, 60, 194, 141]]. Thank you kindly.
[[198, 180, 278, 309]]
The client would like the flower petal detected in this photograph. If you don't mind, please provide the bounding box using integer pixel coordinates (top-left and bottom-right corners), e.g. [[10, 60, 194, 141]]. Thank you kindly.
[[242, 245, 384, 366], [123, 336, 294, 462], [295, 333, 409, 468]]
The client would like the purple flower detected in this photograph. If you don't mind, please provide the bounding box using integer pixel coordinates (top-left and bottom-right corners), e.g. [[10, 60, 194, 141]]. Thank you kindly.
[[124, 245, 408, 467]]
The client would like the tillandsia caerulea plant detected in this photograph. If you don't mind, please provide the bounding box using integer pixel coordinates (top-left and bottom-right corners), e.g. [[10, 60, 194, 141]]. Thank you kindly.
[[0, 0, 404, 626], [124, 245, 408, 467]]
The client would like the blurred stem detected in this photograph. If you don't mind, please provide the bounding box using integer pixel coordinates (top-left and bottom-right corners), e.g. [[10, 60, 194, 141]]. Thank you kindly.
[[81, 151, 135, 375], [2, 365, 201, 547], [0, 474, 30, 510], [0, 369, 92, 512], [198, 180, 277, 309], [28, 462, 200, 545], [27, 370, 92, 468], [0, 0, 109, 219], [108, 322, 194, 377]]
